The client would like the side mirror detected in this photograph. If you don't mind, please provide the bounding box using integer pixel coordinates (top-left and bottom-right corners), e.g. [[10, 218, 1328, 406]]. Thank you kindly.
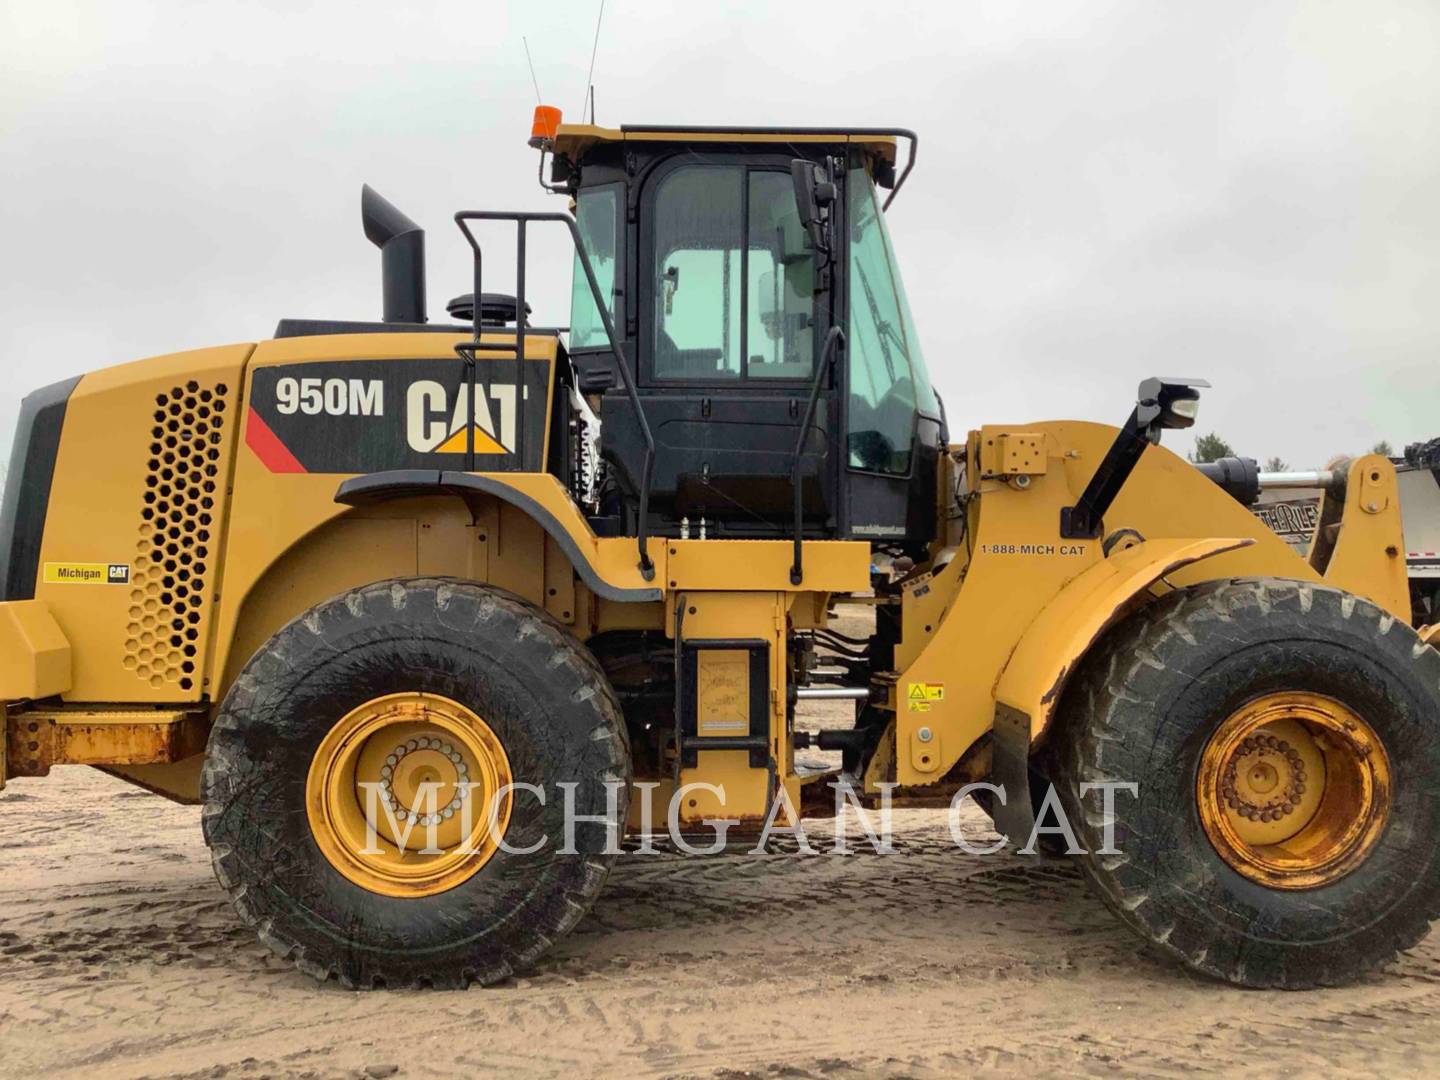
[[790, 160, 817, 227], [1136, 376, 1209, 439], [790, 159, 828, 255]]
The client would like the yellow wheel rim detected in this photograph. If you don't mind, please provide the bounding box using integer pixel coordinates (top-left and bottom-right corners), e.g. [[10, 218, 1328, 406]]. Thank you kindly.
[[1197, 692, 1390, 889], [305, 692, 514, 898]]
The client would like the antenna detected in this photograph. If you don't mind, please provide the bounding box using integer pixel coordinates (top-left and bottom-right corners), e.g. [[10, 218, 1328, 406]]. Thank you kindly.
[[523, 36, 543, 106], [581, 0, 606, 123]]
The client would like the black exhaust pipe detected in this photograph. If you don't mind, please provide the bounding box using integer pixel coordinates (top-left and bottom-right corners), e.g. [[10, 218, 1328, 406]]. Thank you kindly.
[[361, 184, 426, 324]]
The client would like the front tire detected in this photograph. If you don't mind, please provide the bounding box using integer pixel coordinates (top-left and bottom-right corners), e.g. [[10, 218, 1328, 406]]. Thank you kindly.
[[1054, 578, 1440, 988], [201, 578, 629, 989]]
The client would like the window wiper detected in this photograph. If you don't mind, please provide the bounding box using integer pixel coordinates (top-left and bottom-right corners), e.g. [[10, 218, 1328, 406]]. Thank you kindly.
[[853, 260, 902, 383]]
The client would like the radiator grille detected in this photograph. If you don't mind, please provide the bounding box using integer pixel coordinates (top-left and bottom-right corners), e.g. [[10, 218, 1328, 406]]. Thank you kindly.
[[124, 381, 228, 690]]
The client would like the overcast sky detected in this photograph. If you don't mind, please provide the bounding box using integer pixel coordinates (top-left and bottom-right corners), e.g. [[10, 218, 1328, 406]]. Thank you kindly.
[[3, 0, 1437, 468]]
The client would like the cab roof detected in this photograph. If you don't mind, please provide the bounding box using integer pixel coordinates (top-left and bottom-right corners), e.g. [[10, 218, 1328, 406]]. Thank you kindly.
[[552, 123, 900, 168]]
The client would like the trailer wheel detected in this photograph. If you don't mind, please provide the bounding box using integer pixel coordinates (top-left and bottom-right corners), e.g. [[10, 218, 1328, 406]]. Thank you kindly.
[[1053, 577, 1440, 988], [201, 578, 629, 989]]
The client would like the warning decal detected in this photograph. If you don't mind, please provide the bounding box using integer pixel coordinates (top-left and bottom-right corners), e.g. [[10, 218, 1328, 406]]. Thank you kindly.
[[907, 682, 945, 712]]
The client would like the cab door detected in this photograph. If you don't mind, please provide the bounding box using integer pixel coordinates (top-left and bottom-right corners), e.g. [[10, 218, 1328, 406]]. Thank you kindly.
[[619, 155, 836, 537]]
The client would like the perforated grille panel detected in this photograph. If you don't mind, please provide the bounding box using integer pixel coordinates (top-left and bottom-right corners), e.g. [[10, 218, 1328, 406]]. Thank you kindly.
[[125, 380, 229, 690]]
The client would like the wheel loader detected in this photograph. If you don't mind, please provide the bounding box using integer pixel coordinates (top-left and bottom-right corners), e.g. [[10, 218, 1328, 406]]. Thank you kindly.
[[2, 108, 1437, 991]]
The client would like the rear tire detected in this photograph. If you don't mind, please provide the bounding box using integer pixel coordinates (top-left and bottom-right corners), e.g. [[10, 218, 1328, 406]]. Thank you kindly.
[[201, 578, 629, 989], [1053, 578, 1440, 988]]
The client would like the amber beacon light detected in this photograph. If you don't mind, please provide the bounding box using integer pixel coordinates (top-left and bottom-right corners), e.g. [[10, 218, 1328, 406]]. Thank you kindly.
[[529, 104, 562, 147]]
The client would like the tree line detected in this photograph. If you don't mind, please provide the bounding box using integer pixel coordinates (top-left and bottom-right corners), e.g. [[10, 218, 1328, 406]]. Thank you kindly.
[[1188, 433, 1394, 473]]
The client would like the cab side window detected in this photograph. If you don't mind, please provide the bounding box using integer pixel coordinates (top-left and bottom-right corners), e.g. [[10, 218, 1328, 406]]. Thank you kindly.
[[653, 167, 743, 379], [651, 165, 814, 381], [569, 184, 624, 351], [746, 171, 814, 379]]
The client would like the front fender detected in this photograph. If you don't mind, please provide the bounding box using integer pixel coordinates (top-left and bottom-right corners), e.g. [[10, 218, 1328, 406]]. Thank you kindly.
[[994, 536, 1255, 743], [984, 536, 1252, 843]]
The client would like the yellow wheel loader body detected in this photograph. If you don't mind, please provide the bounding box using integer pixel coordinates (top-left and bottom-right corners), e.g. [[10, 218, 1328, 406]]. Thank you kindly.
[[1, 116, 1433, 992], [0, 347, 1412, 811]]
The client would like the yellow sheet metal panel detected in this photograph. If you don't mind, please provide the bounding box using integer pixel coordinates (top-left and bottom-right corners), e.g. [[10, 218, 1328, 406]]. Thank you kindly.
[[207, 466, 663, 698], [993, 537, 1254, 741], [99, 754, 204, 804], [890, 420, 1324, 787], [34, 344, 252, 703], [214, 515, 421, 696], [0, 600, 72, 701], [251, 330, 556, 364], [542, 533, 577, 625], [675, 591, 789, 823], [664, 539, 870, 593], [488, 473, 662, 594], [1095, 419, 1325, 584], [206, 330, 652, 697], [978, 431, 1049, 478]]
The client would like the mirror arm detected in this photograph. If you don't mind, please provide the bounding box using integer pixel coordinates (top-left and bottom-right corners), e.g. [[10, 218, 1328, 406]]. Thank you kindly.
[[1060, 376, 1211, 540]]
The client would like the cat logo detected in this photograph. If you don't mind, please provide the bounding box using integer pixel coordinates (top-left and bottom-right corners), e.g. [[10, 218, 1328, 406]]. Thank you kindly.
[[405, 380, 524, 455]]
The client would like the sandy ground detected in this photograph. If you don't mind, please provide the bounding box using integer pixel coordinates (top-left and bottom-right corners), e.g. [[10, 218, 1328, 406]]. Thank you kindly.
[[2, 764, 1439, 1079]]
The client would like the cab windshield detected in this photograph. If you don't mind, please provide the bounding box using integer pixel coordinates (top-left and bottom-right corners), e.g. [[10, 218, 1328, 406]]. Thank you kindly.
[[846, 173, 936, 474]]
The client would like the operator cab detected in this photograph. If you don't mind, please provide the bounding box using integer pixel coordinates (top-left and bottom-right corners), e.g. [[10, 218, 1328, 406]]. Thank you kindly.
[[547, 122, 946, 553]]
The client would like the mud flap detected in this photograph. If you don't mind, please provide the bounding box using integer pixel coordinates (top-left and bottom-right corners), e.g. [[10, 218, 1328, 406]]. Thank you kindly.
[[991, 704, 1036, 846]]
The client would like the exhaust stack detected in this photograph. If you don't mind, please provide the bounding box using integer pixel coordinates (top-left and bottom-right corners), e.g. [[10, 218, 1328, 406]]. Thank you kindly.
[[361, 185, 426, 324]]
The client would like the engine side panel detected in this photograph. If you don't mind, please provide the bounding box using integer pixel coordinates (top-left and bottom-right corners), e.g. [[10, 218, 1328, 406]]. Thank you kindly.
[[35, 344, 252, 702]]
